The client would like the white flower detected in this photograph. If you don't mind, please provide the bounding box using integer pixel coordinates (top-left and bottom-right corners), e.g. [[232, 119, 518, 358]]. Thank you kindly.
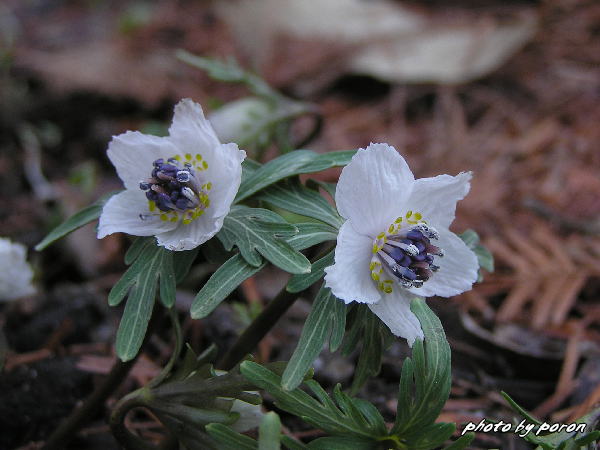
[[324, 143, 478, 345], [98, 99, 246, 251], [0, 237, 36, 301]]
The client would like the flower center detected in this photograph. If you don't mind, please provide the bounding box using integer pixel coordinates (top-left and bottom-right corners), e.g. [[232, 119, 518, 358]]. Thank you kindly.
[[139, 153, 211, 225], [369, 211, 443, 293]]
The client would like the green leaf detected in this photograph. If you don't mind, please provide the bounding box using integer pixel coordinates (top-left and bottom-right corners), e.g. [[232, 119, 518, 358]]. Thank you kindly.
[[35, 191, 117, 250], [443, 433, 475, 450], [177, 51, 277, 101], [305, 179, 337, 200], [235, 150, 355, 202], [191, 254, 266, 319], [307, 436, 376, 449], [287, 250, 334, 293], [241, 362, 386, 441], [504, 394, 600, 449], [206, 423, 258, 450], [258, 412, 281, 450], [282, 286, 344, 390], [350, 312, 384, 395], [286, 223, 338, 252], [392, 299, 452, 438], [500, 391, 542, 425], [112, 242, 177, 361], [173, 247, 200, 283], [218, 205, 310, 274], [192, 222, 336, 321], [257, 179, 343, 228], [408, 422, 456, 450], [280, 435, 309, 450], [124, 237, 152, 265]]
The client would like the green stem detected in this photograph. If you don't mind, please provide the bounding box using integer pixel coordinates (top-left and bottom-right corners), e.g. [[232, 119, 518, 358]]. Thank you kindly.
[[216, 287, 302, 371], [148, 308, 182, 389], [217, 244, 335, 371], [110, 389, 159, 450]]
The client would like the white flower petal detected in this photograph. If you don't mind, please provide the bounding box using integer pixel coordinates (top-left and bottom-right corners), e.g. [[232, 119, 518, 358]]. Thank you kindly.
[[408, 228, 478, 298], [107, 131, 179, 190], [230, 400, 264, 432], [97, 190, 178, 239], [404, 172, 471, 229], [155, 213, 223, 251], [324, 221, 381, 304], [368, 290, 424, 346], [168, 98, 222, 155], [202, 143, 246, 219], [336, 143, 415, 237], [0, 238, 36, 301]]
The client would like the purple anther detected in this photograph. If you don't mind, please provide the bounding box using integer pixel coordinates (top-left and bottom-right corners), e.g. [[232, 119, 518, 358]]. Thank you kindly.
[[401, 238, 412, 245], [407, 230, 424, 241], [156, 172, 174, 181], [170, 191, 180, 201], [413, 253, 426, 262], [176, 170, 191, 183], [175, 198, 189, 210], [400, 254, 412, 267], [388, 247, 405, 263], [425, 255, 434, 264], [153, 158, 164, 167], [145, 190, 158, 201], [139, 181, 151, 190], [414, 241, 426, 253], [425, 244, 442, 256], [417, 268, 433, 281], [161, 164, 178, 174], [156, 193, 174, 211], [392, 265, 417, 281], [167, 158, 179, 164]]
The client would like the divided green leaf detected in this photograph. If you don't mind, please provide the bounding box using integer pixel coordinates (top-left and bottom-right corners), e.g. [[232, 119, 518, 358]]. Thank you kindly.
[[257, 179, 343, 228], [392, 299, 452, 441], [110, 238, 177, 361], [287, 250, 334, 293], [502, 392, 600, 450], [241, 362, 387, 441], [218, 205, 310, 275], [35, 191, 117, 250], [191, 254, 266, 319], [282, 285, 346, 390], [235, 150, 355, 202]]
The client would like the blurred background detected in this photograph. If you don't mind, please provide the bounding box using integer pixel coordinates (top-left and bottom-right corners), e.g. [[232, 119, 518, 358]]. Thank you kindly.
[[0, 0, 599, 448]]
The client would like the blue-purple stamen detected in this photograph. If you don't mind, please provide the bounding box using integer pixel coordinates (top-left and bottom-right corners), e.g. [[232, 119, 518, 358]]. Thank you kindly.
[[140, 158, 204, 214], [379, 225, 443, 288]]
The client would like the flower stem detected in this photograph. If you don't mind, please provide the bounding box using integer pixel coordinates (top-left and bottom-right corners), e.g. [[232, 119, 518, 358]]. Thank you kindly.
[[217, 287, 302, 370]]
